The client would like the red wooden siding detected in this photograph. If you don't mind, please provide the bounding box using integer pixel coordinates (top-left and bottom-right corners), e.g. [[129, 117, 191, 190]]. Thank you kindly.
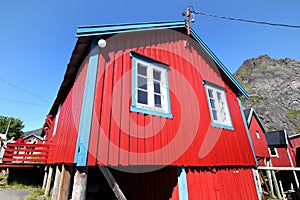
[[47, 61, 88, 164], [186, 168, 258, 200], [290, 136, 300, 149], [270, 147, 293, 167], [86, 29, 255, 167], [248, 115, 270, 161]]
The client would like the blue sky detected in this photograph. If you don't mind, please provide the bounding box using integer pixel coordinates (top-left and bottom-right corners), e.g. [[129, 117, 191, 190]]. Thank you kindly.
[[0, 0, 299, 132]]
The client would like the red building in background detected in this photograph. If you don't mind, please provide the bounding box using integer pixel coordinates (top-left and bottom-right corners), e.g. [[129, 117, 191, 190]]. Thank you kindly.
[[244, 108, 270, 166], [43, 21, 259, 199]]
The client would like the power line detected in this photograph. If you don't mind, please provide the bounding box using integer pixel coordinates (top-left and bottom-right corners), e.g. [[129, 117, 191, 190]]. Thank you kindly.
[[0, 78, 49, 103], [185, 8, 300, 29], [0, 97, 47, 107]]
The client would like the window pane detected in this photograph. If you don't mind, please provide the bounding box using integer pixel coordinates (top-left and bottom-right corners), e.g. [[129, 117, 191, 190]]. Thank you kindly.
[[154, 94, 162, 108], [212, 110, 218, 121], [153, 70, 161, 81], [138, 64, 147, 76], [138, 76, 147, 90], [217, 92, 222, 101], [138, 90, 148, 105], [210, 99, 215, 109], [154, 81, 161, 93], [208, 89, 213, 98]]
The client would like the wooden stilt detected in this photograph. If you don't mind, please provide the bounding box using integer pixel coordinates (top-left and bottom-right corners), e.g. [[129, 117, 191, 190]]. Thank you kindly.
[[71, 167, 88, 200], [44, 165, 54, 197], [265, 159, 275, 198], [269, 160, 283, 199], [42, 166, 48, 190], [279, 180, 286, 200], [98, 166, 127, 200], [52, 165, 62, 200], [58, 164, 73, 200]]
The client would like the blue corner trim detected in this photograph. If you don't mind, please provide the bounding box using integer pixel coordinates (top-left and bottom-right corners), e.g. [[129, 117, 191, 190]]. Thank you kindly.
[[130, 51, 172, 119], [203, 81, 234, 130], [252, 168, 262, 200], [74, 38, 99, 166], [238, 97, 258, 167], [177, 166, 189, 200], [76, 21, 186, 37]]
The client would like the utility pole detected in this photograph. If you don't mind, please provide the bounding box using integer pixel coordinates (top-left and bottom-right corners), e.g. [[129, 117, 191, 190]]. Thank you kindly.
[[186, 7, 191, 35], [5, 119, 11, 137]]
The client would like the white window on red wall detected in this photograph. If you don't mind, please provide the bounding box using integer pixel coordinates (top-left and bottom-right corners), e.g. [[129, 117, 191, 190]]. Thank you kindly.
[[204, 81, 233, 130], [130, 52, 172, 118]]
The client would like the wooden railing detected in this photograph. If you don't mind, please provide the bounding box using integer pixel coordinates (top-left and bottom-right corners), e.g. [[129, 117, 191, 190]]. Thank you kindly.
[[2, 143, 49, 164]]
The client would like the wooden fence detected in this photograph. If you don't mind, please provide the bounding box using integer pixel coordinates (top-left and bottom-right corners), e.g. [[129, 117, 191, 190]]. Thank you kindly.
[[2, 143, 49, 164]]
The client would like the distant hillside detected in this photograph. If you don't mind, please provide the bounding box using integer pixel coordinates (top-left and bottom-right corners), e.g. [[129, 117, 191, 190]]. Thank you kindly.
[[234, 55, 300, 135]]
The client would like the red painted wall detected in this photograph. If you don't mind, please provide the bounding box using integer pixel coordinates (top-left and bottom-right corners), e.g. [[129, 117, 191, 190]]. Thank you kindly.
[[270, 147, 293, 167], [248, 115, 270, 161], [186, 168, 258, 200], [47, 61, 88, 164], [85, 29, 255, 167], [290, 136, 300, 149], [23, 136, 43, 145]]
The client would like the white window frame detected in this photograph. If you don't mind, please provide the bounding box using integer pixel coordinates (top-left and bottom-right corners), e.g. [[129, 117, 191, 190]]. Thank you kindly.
[[203, 81, 233, 130], [256, 130, 261, 140], [268, 147, 279, 157], [130, 52, 172, 118]]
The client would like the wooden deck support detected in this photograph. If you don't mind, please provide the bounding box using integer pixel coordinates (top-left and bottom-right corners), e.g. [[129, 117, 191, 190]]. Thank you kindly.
[[71, 167, 88, 200], [58, 164, 73, 200], [42, 166, 48, 190], [44, 165, 54, 197], [52, 165, 62, 200], [98, 166, 127, 200]]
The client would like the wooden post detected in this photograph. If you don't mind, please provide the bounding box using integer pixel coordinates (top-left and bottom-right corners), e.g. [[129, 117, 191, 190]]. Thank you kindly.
[[279, 181, 286, 200], [98, 166, 127, 200], [269, 160, 283, 199], [58, 164, 73, 200], [186, 7, 191, 36], [265, 159, 275, 198], [42, 166, 48, 190], [71, 167, 88, 200], [44, 165, 54, 197], [52, 165, 62, 200]]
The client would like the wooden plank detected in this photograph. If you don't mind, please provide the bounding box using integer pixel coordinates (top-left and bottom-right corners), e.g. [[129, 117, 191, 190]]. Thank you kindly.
[[45, 165, 54, 197], [58, 164, 73, 200], [51, 165, 62, 200], [257, 166, 300, 171], [71, 167, 88, 200]]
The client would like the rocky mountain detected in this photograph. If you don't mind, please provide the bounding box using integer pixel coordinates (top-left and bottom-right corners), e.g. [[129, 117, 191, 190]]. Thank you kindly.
[[234, 55, 300, 135]]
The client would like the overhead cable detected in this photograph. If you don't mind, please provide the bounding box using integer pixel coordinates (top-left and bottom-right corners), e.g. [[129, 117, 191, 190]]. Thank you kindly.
[[189, 9, 300, 29]]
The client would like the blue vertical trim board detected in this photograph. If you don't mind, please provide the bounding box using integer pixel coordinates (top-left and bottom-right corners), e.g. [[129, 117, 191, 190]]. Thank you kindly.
[[131, 54, 137, 108], [252, 169, 262, 200], [177, 166, 189, 200], [74, 38, 99, 166], [237, 97, 258, 166]]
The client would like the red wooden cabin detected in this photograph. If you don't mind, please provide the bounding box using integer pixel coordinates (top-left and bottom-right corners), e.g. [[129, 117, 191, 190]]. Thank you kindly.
[[265, 130, 295, 167], [23, 133, 44, 145], [289, 134, 300, 167], [265, 130, 299, 193], [44, 21, 259, 199], [244, 108, 270, 166]]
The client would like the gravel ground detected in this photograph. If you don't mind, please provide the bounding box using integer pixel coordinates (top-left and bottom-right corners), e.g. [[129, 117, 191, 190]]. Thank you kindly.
[[0, 188, 29, 200]]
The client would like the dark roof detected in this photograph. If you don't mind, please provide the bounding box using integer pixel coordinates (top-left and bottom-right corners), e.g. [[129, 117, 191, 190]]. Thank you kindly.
[[23, 133, 43, 141], [243, 109, 251, 121], [265, 130, 288, 146], [48, 21, 249, 117]]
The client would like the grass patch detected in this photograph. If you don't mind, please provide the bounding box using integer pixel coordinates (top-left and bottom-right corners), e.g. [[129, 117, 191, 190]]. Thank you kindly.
[[0, 168, 45, 199], [286, 109, 300, 121]]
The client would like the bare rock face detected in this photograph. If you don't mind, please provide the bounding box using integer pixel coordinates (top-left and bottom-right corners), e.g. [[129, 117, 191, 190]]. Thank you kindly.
[[234, 55, 300, 135]]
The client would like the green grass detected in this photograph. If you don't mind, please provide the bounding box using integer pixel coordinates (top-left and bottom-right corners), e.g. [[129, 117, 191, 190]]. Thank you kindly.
[[286, 109, 300, 121], [0, 169, 45, 199]]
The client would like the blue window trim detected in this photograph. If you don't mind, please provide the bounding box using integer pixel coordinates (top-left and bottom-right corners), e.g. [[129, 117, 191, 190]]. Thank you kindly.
[[203, 80, 234, 130], [130, 51, 172, 119]]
